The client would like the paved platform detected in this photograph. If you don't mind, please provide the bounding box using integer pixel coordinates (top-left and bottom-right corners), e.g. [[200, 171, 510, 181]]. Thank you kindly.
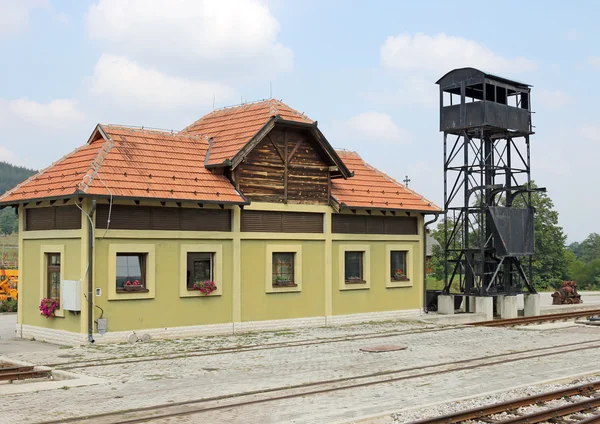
[[2, 315, 600, 423], [0, 314, 60, 354]]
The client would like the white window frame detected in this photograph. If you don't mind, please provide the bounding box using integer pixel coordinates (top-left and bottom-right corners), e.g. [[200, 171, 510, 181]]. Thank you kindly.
[[385, 243, 416, 288], [339, 244, 371, 291], [180, 244, 223, 297], [108, 244, 155, 300], [39, 245, 65, 317], [266, 245, 302, 293]]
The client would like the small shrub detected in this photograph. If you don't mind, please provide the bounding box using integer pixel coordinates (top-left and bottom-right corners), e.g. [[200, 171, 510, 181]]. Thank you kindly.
[[0, 299, 17, 313]]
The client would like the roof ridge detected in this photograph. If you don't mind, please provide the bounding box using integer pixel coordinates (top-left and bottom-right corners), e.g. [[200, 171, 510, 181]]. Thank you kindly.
[[103, 124, 211, 140], [361, 156, 441, 210], [0, 145, 86, 202], [77, 125, 116, 193], [181, 99, 273, 133], [274, 99, 312, 123]]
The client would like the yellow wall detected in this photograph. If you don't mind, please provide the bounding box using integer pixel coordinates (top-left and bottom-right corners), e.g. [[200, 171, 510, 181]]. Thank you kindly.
[[92, 238, 233, 332], [240, 240, 325, 321], [332, 240, 422, 316], [19, 201, 427, 335], [21, 238, 83, 333]]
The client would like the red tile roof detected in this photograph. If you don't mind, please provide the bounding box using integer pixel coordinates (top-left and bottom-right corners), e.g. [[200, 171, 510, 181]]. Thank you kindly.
[[1, 100, 440, 214], [332, 151, 441, 212], [182, 99, 312, 165], [0, 125, 246, 205]]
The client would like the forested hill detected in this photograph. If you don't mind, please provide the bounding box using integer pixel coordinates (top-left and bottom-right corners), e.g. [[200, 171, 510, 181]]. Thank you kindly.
[[0, 161, 37, 195]]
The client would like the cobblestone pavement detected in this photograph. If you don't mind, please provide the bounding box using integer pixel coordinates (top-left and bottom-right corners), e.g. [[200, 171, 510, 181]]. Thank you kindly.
[[2, 320, 600, 424]]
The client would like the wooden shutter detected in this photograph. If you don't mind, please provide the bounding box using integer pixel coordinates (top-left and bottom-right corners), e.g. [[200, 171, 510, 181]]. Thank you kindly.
[[332, 214, 366, 234], [96, 205, 231, 232], [384, 217, 418, 235], [241, 210, 283, 232], [151, 208, 180, 231], [282, 212, 323, 233], [55, 206, 82, 230], [25, 208, 55, 231], [241, 210, 323, 233], [25, 206, 81, 231], [332, 214, 419, 235], [180, 209, 231, 232]]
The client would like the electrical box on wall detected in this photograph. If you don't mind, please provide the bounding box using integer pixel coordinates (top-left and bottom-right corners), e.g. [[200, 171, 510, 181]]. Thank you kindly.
[[62, 280, 81, 311]]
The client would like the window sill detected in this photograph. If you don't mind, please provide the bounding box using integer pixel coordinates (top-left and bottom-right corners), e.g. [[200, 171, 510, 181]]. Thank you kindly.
[[391, 277, 410, 282], [116, 288, 150, 293], [386, 280, 413, 288], [184, 288, 221, 297], [272, 282, 297, 288], [345, 279, 367, 284]]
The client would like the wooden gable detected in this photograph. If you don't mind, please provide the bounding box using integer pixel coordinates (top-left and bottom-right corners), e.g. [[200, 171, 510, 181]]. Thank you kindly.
[[234, 127, 331, 204]]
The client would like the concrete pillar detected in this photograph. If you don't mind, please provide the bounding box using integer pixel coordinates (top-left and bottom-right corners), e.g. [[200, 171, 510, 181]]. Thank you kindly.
[[438, 295, 455, 315], [497, 295, 518, 319], [475, 297, 493, 320], [524, 293, 541, 317], [467, 296, 476, 313]]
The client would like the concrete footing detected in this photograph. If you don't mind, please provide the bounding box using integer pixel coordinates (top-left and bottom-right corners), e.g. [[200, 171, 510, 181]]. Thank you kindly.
[[475, 297, 494, 320], [497, 295, 518, 319], [524, 293, 541, 316], [438, 295, 455, 315]]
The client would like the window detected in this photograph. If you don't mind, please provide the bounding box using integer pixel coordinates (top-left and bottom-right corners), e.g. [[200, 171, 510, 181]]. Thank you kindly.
[[46, 253, 61, 299], [186, 252, 214, 290], [390, 251, 408, 281], [116, 253, 148, 292], [344, 251, 364, 283], [272, 253, 296, 287]]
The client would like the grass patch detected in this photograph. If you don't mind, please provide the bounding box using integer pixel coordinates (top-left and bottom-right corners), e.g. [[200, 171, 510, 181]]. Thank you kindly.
[[425, 278, 445, 290]]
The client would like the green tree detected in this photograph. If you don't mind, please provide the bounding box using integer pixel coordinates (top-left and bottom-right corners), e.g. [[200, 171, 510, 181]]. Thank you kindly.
[[0, 208, 17, 236], [429, 182, 567, 290], [511, 182, 567, 289], [569, 233, 600, 264]]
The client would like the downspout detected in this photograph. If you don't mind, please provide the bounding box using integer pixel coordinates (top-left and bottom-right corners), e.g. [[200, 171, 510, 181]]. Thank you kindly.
[[423, 213, 440, 313], [88, 200, 97, 343]]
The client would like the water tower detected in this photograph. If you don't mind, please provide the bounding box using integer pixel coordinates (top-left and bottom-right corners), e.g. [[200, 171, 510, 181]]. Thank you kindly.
[[436, 68, 544, 306]]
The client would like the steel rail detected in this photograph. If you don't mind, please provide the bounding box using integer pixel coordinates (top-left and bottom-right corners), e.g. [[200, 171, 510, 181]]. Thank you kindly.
[[577, 412, 600, 424], [469, 308, 600, 327], [37, 340, 600, 424], [410, 381, 600, 423], [50, 325, 458, 370], [498, 396, 600, 423]]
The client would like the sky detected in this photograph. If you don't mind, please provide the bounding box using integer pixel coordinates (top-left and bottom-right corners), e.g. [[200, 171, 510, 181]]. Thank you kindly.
[[0, 0, 598, 242]]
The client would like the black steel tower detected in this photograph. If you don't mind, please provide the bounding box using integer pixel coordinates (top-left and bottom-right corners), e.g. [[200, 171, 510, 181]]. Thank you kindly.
[[437, 68, 544, 297]]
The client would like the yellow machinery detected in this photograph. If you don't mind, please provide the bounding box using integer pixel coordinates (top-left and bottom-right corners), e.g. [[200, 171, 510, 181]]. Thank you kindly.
[[0, 269, 18, 301]]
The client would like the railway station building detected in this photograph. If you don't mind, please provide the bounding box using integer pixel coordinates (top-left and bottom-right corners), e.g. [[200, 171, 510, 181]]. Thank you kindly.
[[0, 99, 440, 344]]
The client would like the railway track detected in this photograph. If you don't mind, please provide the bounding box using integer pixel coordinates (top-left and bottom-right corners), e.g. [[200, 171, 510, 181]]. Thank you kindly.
[[0, 364, 51, 382], [410, 379, 600, 423], [38, 339, 600, 424], [50, 325, 458, 370], [48, 309, 600, 371], [470, 308, 600, 327]]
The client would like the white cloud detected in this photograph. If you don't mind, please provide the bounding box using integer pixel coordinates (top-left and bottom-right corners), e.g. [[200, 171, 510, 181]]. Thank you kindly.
[[588, 56, 600, 68], [0, 98, 84, 131], [362, 76, 437, 108], [581, 125, 600, 142], [335, 112, 414, 145], [90, 54, 235, 110], [381, 33, 536, 75], [565, 29, 581, 41], [0, 146, 17, 163], [537, 89, 573, 109], [0, 0, 47, 35], [85, 0, 293, 77]]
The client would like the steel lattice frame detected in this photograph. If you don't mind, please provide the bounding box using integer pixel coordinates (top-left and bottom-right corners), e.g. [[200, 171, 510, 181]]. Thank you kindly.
[[442, 128, 537, 296]]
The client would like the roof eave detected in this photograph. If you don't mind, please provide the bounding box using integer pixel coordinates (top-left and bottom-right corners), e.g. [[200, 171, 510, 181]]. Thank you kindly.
[[0, 192, 250, 208], [338, 203, 441, 214]]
